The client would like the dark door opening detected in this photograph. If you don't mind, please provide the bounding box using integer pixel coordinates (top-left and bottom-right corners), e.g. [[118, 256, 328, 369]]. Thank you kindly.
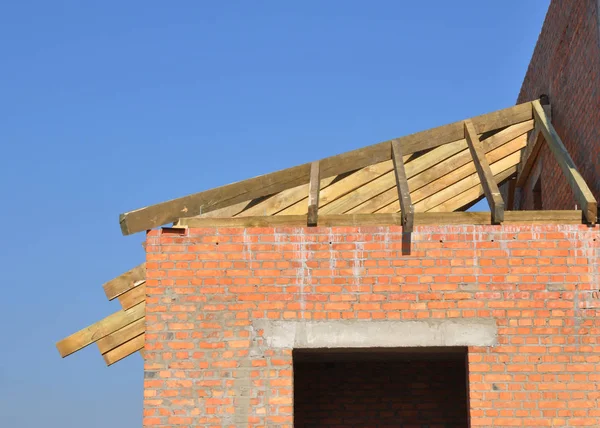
[[293, 347, 469, 428]]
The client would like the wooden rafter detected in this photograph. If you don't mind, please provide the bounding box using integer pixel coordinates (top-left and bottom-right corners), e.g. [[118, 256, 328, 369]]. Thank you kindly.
[[531, 100, 597, 224], [464, 120, 504, 223], [119, 102, 534, 234], [103, 263, 146, 300], [307, 161, 320, 226], [391, 140, 414, 231]]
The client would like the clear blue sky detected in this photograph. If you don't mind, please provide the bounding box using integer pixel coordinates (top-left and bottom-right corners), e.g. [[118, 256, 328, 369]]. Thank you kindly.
[[0, 1, 549, 426]]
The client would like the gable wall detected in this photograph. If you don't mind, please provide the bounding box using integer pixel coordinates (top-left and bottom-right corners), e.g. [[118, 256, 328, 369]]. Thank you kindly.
[[143, 224, 600, 427]]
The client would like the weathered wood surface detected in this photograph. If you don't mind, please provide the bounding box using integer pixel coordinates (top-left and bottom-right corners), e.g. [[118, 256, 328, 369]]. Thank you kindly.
[[532, 100, 597, 224], [464, 120, 505, 223], [103, 264, 146, 300], [391, 140, 414, 231], [56, 302, 145, 357], [119, 102, 534, 234], [307, 161, 320, 226]]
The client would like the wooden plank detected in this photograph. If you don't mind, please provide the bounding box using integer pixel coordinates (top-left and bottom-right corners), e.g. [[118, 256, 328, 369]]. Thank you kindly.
[[177, 209, 581, 228], [117, 281, 146, 311], [307, 161, 320, 226], [427, 166, 516, 212], [56, 302, 145, 357], [371, 133, 528, 214], [96, 318, 145, 355], [177, 215, 308, 228], [102, 334, 145, 366], [103, 263, 146, 301], [532, 100, 597, 224], [235, 176, 337, 217], [119, 102, 534, 234], [419, 152, 520, 212], [464, 120, 504, 223], [504, 210, 582, 224], [391, 140, 414, 231]]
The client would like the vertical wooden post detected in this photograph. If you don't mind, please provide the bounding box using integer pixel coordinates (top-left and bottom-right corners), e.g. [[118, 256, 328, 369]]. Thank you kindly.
[[391, 140, 414, 232], [307, 161, 320, 226]]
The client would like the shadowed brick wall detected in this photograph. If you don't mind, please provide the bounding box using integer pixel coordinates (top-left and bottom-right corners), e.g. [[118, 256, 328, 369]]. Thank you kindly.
[[294, 358, 469, 427], [515, 0, 600, 212], [143, 224, 600, 427]]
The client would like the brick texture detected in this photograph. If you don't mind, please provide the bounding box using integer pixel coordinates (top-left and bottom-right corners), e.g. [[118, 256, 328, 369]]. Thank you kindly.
[[294, 358, 469, 427], [515, 0, 600, 212], [143, 224, 600, 427]]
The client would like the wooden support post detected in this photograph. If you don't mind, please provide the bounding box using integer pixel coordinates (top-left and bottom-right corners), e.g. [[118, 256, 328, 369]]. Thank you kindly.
[[391, 140, 414, 232], [464, 120, 505, 223], [532, 100, 597, 224], [307, 161, 320, 226]]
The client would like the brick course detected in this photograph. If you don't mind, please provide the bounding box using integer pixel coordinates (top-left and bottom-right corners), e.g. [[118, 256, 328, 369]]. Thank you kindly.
[[143, 224, 600, 427], [516, 0, 600, 212]]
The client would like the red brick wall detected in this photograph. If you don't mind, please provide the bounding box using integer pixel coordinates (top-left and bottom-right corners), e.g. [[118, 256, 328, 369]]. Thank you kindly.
[[143, 224, 600, 427], [294, 358, 469, 427], [516, 0, 600, 212]]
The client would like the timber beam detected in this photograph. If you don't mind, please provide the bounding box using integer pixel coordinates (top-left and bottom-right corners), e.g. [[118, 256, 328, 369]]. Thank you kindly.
[[464, 120, 504, 223], [391, 140, 414, 231], [531, 100, 597, 224], [307, 161, 320, 226]]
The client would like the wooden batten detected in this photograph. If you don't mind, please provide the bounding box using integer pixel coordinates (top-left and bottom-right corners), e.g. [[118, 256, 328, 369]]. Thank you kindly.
[[103, 264, 146, 301], [102, 334, 145, 366], [464, 120, 505, 223], [96, 318, 145, 355], [56, 302, 145, 358]]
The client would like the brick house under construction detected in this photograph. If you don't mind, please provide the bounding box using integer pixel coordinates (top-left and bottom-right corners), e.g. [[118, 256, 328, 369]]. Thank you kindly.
[[57, 1, 600, 427]]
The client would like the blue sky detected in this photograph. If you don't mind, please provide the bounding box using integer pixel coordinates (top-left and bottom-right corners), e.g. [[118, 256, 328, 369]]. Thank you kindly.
[[0, 1, 549, 426]]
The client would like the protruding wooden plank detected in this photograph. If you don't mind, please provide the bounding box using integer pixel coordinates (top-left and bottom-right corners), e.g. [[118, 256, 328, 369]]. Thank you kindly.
[[532, 100, 597, 224], [103, 264, 146, 301], [391, 140, 414, 231], [307, 161, 320, 226], [117, 281, 146, 311], [176, 215, 307, 228], [119, 102, 534, 234], [96, 318, 145, 355], [102, 334, 145, 366], [56, 302, 145, 358], [464, 120, 505, 223], [177, 209, 582, 228]]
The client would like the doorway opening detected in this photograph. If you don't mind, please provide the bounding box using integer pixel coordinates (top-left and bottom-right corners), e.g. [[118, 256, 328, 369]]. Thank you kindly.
[[293, 347, 469, 427]]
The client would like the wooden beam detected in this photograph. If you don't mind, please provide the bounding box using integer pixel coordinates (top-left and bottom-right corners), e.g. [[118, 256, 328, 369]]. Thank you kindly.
[[56, 302, 145, 357], [391, 140, 414, 231], [119, 102, 535, 234], [177, 210, 582, 228], [102, 334, 145, 366], [532, 100, 597, 224], [96, 318, 145, 355], [464, 120, 504, 223], [307, 161, 320, 226], [103, 263, 146, 301], [117, 281, 146, 311]]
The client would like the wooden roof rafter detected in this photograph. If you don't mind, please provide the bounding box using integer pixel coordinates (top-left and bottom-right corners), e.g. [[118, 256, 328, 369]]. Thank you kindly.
[[118, 101, 535, 235]]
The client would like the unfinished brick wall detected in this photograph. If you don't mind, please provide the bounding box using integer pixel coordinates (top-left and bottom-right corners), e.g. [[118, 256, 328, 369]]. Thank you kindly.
[[516, 0, 600, 211], [143, 224, 600, 427], [294, 358, 469, 427]]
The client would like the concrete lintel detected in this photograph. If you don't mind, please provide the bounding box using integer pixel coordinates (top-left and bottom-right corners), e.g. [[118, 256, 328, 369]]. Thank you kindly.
[[253, 319, 497, 349]]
